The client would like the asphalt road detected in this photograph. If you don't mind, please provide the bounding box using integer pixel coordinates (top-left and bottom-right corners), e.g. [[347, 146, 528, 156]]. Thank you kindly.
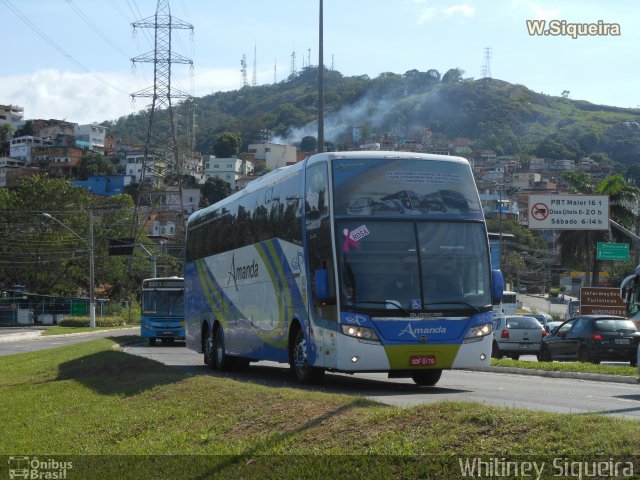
[[0, 328, 139, 356], [125, 342, 640, 420], [519, 293, 572, 317]]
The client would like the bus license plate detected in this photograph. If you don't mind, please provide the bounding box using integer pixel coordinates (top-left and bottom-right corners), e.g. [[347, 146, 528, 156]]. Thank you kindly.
[[410, 355, 436, 366]]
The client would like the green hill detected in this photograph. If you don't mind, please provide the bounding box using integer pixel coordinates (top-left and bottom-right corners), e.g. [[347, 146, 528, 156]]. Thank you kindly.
[[104, 67, 640, 172]]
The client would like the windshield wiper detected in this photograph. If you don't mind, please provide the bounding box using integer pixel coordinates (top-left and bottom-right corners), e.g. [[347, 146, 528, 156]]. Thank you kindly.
[[423, 301, 481, 313], [352, 300, 411, 316]]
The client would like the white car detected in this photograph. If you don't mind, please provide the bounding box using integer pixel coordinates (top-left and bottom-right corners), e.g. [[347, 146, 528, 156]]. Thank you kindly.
[[491, 315, 546, 360]]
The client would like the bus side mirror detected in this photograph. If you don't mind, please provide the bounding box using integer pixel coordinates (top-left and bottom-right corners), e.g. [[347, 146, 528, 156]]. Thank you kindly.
[[315, 269, 329, 301], [491, 269, 504, 305]]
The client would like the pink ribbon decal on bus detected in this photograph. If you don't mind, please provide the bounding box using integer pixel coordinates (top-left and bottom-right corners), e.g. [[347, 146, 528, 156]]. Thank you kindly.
[[342, 225, 369, 252]]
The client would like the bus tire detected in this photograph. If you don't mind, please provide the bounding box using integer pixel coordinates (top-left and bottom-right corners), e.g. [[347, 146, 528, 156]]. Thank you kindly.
[[290, 328, 324, 384], [148, 338, 156, 346], [203, 325, 215, 369], [491, 341, 502, 359], [214, 325, 232, 371], [411, 369, 442, 386]]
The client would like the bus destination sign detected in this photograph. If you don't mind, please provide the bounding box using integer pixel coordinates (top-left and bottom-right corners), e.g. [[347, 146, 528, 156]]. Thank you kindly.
[[146, 280, 183, 289]]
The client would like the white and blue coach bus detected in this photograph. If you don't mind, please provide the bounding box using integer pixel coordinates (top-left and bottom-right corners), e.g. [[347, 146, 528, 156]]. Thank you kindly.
[[184, 151, 503, 386]]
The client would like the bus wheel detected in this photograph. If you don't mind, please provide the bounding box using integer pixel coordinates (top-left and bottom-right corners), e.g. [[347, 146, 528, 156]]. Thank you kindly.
[[290, 328, 324, 384], [203, 328, 215, 369], [214, 326, 231, 371], [411, 369, 442, 386], [491, 341, 502, 359], [148, 338, 156, 346]]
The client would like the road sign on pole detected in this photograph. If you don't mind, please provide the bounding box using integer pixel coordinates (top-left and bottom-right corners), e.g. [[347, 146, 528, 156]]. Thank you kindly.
[[596, 242, 629, 261], [528, 194, 609, 230], [579, 287, 627, 316]]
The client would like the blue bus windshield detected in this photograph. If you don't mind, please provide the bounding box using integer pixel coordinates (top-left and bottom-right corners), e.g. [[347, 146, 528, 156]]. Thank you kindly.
[[142, 290, 184, 316], [337, 220, 492, 313]]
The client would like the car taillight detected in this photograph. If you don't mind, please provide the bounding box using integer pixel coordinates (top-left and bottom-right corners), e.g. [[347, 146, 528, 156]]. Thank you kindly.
[[542, 329, 548, 337], [501, 329, 509, 339], [592, 333, 603, 341]]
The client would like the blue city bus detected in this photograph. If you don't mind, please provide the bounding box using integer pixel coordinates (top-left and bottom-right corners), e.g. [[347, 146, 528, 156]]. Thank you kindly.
[[184, 151, 503, 385], [141, 276, 185, 345]]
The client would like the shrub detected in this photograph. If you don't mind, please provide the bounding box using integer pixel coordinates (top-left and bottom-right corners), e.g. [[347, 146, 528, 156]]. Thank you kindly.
[[58, 316, 127, 328]]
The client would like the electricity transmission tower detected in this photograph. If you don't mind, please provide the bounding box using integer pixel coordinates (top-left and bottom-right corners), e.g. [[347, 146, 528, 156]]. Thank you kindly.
[[481, 47, 492, 79], [130, 0, 194, 240]]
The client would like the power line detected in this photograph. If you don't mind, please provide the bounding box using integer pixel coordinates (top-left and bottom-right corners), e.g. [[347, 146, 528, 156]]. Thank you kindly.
[[0, 0, 130, 95], [64, 0, 130, 59]]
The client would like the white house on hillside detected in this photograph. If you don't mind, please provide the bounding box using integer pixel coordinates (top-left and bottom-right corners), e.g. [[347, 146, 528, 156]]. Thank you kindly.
[[204, 156, 253, 190], [247, 142, 297, 170]]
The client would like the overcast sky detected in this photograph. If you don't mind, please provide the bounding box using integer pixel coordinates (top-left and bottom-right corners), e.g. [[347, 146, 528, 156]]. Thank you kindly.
[[1, 0, 637, 125]]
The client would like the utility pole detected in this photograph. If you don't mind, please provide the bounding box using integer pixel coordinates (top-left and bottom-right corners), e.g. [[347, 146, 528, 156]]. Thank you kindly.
[[317, 0, 324, 153], [88, 210, 96, 328]]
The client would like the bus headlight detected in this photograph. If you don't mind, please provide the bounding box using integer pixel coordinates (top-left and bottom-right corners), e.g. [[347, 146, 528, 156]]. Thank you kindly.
[[463, 323, 493, 343], [341, 324, 381, 344]]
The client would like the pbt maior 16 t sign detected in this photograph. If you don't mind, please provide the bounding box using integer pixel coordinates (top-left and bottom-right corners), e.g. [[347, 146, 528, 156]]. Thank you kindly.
[[528, 194, 609, 230]]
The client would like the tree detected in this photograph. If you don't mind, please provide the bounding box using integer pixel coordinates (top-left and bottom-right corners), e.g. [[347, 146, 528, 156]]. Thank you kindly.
[[213, 132, 242, 158], [78, 153, 116, 179], [442, 68, 464, 84], [0, 123, 13, 143], [0, 176, 140, 300], [200, 177, 231, 207], [502, 251, 526, 288], [299, 136, 317, 152], [15, 120, 34, 137]]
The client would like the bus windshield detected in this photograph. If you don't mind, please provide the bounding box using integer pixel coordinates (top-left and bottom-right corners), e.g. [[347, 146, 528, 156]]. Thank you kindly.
[[142, 290, 184, 316], [337, 220, 492, 314]]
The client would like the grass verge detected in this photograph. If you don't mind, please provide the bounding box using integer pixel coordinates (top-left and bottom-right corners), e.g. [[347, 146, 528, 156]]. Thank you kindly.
[[0, 338, 639, 479], [492, 358, 639, 378], [41, 325, 139, 336]]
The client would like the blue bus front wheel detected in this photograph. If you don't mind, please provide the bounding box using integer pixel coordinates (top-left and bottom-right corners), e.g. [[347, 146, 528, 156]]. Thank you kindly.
[[411, 370, 442, 386]]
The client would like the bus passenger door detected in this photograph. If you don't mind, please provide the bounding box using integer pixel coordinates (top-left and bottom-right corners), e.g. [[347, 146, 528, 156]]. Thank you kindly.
[[305, 162, 337, 367]]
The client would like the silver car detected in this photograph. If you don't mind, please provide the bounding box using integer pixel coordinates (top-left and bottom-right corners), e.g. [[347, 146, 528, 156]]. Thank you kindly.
[[527, 313, 554, 332], [492, 315, 546, 360]]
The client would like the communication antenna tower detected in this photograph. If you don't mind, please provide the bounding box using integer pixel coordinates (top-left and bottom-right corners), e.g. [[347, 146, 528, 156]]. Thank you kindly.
[[290, 50, 296, 78], [241, 54, 248, 87], [274, 58, 277, 83], [130, 0, 194, 238], [252, 43, 257, 86], [308, 48, 311, 68], [481, 47, 492, 79]]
